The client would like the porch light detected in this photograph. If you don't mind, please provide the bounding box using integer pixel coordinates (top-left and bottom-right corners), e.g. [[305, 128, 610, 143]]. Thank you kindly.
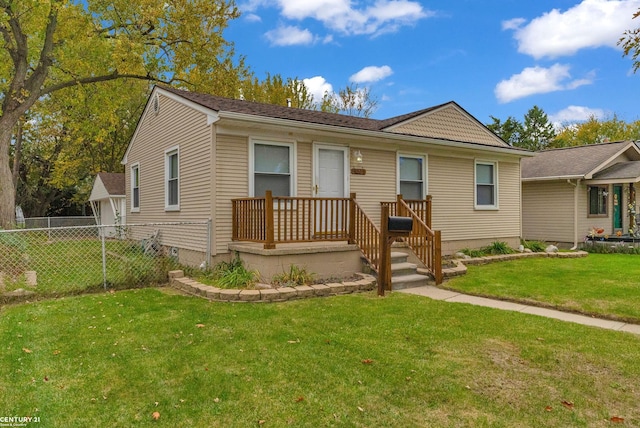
[[353, 150, 363, 164]]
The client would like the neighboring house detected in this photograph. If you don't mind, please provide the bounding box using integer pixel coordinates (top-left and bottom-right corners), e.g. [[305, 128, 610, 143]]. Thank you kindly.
[[522, 141, 640, 247], [89, 172, 126, 237], [122, 85, 530, 280]]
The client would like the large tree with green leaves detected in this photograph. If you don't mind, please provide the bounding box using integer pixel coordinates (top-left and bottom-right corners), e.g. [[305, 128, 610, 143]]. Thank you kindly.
[[552, 115, 640, 148], [486, 106, 555, 150], [0, 0, 246, 228]]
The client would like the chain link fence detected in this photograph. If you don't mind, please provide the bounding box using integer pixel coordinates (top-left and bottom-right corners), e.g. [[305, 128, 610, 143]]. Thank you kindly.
[[0, 221, 211, 301], [24, 216, 97, 229]]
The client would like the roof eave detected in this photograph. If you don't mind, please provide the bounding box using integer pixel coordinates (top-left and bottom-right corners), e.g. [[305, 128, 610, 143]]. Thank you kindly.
[[522, 175, 584, 182], [217, 111, 533, 157]]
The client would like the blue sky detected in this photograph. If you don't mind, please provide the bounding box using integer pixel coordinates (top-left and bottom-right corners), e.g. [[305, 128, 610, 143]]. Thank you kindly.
[[225, 0, 640, 126]]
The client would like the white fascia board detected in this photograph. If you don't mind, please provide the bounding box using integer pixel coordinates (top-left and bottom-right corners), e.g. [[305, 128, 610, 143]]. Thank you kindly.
[[121, 87, 220, 165], [521, 175, 584, 182], [217, 111, 534, 158]]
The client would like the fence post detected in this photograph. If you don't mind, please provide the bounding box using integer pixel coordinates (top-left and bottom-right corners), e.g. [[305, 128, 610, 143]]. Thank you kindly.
[[100, 226, 107, 290], [264, 191, 275, 249], [348, 192, 356, 244]]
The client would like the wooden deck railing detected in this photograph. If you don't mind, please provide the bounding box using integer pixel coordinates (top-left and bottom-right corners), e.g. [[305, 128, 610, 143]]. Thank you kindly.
[[232, 191, 441, 284], [232, 191, 351, 249]]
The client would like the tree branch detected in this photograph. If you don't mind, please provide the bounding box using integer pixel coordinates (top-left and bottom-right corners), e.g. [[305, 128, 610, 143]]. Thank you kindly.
[[40, 71, 170, 96]]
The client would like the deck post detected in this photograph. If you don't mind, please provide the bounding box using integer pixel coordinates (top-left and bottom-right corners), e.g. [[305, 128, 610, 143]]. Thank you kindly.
[[396, 194, 404, 217], [426, 195, 433, 229], [264, 191, 275, 249], [434, 230, 442, 284], [348, 192, 356, 244]]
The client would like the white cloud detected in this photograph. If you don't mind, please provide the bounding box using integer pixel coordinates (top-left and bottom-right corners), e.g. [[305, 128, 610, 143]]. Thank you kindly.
[[350, 65, 393, 83], [501, 17, 525, 31], [505, 0, 640, 59], [303, 76, 334, 101], [494, 64, 595, 103], [549, 105, 607, 125], [264, 25, 315, 46], [244, 13, 262, 23], [267, 0, 431, 37]]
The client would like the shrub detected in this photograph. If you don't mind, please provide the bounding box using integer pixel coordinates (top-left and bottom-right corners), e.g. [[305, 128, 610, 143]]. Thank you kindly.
[[459, 248, 485, 258], [272, 265, 315, 287], [521, 239, 546, 253], [481, 241, 515, 255], [212, 254, 258, 289]]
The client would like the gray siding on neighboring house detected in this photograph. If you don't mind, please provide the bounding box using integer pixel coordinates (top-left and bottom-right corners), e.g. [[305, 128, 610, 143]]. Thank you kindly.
[[522, 181, 575, 243]]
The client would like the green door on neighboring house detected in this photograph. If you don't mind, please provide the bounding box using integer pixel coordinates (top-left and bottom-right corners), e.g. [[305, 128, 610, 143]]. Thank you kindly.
[[614, 185, 623, 230]]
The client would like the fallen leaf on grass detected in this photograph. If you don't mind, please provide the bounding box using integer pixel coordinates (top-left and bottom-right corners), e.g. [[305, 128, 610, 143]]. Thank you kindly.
[[610, 416, 625, 423], [196, 324, 205, 328], [22, 348, 32, 353], [561, 401, 574, 410], [152, 411, 160, 420], [287, 339, 300, 344], [295, 396, 304, 402], [361, 359, 373, 364], [53, 350, 61, 355], [357, 406, 364, 412], [258, 420, 266, 425], [544, 406, 553, 412]]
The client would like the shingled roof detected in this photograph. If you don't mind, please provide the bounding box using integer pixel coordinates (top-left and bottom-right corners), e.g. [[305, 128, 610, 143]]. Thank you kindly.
[[158, 86, 513, 148], [521, 141, 640, 180], [161, 85, 443, 132], [96, 172, 125, 196]]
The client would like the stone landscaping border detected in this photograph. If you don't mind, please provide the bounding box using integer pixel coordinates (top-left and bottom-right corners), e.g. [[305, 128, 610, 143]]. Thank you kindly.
[[168, 270, 377, 303], [438, 250, 589, 279]]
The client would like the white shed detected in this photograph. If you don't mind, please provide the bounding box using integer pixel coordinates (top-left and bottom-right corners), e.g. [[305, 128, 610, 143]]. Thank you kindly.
[[89, 173, 126, 237]]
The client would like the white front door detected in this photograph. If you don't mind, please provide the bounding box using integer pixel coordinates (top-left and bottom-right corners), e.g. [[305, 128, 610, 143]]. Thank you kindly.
[[314, 145, 348, 236], [315, 145, 347, 198]]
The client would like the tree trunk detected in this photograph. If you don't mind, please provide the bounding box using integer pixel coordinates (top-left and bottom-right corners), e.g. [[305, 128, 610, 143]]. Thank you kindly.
[[12, 118, 23, 193], [0, 116, 16, 229]]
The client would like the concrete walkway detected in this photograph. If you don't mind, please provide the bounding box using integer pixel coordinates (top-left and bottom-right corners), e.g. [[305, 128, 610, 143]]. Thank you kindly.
[[398, 285, 640, 336]]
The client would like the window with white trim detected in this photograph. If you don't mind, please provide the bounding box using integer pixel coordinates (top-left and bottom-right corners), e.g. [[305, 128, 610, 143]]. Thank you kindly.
[[475, 161, 497, 209], [251, 141, 293, 197], [165, 147, 179, 210], [131, 163, 140, 212], [398, 155, 426, 200]]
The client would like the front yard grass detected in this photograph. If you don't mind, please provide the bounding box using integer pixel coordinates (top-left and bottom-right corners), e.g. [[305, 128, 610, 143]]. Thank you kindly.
[[445, 253, 640, 323], [2, 288, 640, 427]]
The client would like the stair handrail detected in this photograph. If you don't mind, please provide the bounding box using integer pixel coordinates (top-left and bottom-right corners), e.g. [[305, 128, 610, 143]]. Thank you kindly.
[[398, 198, 443, 284], [350, 196, 381, 272]]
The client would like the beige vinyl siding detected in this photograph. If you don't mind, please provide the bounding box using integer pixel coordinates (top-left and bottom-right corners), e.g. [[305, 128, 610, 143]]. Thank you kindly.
[[215, 134, 249, 254], [350, 147, 397, 225], [429, 156, 521, 242], [387, 105, 507, 147], [522, 181, 575, 242], [297, 141, 313, 197], [125, 94, 212, 252]]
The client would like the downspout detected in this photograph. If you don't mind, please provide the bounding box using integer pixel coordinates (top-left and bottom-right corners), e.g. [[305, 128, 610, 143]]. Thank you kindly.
[[568, 179, 581, 250]]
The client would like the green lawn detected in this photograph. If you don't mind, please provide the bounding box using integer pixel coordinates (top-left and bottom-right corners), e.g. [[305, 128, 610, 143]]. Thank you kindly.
[[444, 253, 640, 323], [2, 288, 640, 427]]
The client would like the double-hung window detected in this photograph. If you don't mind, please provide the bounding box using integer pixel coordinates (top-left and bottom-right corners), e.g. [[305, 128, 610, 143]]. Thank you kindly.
[[251, 141, 294, 197], [398, 155, 426, 200], [165, 147, 179, 210], [588, 185, 608, 216], [131, 163, 140, 212], [475, 161, 498, 209]]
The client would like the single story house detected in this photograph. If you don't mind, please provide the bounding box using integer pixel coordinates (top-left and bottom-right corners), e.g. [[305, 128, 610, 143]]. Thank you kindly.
[[122, 85, 531, 281], [521, 140, 640, 247], [89, 172, 126, 237]]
